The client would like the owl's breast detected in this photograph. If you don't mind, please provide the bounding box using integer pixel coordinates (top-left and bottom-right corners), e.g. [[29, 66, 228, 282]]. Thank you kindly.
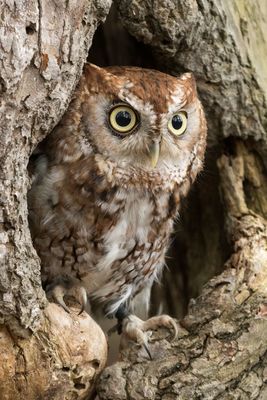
[[30, 158, 179, 315], [82, 188, 174, 314]]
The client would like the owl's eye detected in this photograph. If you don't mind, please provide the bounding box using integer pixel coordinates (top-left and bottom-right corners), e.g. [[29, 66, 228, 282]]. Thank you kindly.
[[109, 105, 138, 135], [168, 112, 187, 136]]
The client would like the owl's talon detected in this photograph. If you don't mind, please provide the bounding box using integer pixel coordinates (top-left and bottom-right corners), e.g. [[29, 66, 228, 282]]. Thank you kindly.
[[78, 295, 87, 315], [57, 297, 70, 313], [46, 278, 88, 314], [168, 317, 178, 341], [50, 284, 71, 313], [119, 314, 178, 359], [143, 343, 152, 360]]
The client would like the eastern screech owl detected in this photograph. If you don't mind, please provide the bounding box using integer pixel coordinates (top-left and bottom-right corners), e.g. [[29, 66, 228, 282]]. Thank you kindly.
[[28, 63, 207, 347]]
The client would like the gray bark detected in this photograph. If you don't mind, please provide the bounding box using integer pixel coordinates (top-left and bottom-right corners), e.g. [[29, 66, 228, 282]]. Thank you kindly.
[[0, 1, 111, 398], [0, 0, 111, 334]]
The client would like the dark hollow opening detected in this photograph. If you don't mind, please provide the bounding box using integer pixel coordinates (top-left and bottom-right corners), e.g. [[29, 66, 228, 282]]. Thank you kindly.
[[26, 23, 36, 35]]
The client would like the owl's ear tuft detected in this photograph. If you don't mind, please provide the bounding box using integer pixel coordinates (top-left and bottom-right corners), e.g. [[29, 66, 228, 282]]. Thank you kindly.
[[83, 63, 121, 94], [84, 63, 103, 79], [85, 62, 102, 72], [82, 63, 104, 94], [179, 72, 197, 92]]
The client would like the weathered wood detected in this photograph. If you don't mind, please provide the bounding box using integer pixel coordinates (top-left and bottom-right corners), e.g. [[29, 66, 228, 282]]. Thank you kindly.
[[0, 0, 111, 333], [0, 1, 111, 398], [0, 304, 107, 400]]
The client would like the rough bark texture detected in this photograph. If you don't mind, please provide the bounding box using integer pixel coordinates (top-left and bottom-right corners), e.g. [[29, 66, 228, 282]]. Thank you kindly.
[[95, 1, 267, 398], [0, 0, 111, 398], [0, 304, 107, 400], [0, 0, 111, 334]]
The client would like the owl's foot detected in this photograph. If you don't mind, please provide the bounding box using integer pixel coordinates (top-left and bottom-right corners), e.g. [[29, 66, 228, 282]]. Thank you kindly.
[[118, 312, 178, 359], [45, 277, 88, 315]]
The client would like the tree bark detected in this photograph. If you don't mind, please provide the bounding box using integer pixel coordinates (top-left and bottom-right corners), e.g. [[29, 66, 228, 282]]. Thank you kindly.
[[0, 1, 111, 398], [96, 1, 267, 398]]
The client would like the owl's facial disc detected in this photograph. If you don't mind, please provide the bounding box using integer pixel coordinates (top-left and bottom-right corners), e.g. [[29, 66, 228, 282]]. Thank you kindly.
[[103, 97, 190, 169]]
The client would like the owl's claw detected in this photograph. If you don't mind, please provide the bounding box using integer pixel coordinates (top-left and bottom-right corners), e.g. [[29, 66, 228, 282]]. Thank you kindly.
[[51, 284, 71, 313], [46, 278, 88, 315], [119, 314, 178, 359], [143, 342, 152, 360]]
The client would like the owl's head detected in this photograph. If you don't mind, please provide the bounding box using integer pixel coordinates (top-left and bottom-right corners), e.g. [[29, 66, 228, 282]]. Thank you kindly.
[[55, 63, 206, 184]]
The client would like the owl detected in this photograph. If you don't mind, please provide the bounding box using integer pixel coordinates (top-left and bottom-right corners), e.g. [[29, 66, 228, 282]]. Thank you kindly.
[[28, 63, 207, 352]]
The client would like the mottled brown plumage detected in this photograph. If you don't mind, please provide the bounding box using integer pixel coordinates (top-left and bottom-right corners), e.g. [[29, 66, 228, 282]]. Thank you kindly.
[[28, 63, 207, 346]]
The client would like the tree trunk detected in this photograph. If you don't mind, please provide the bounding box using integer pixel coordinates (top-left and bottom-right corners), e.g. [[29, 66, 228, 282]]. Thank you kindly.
[[0, 1, 110, 398], [0, 0, 266, 399]]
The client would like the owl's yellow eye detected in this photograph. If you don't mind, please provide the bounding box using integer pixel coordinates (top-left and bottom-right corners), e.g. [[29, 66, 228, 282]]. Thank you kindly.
[[109, 105, 138, 134], [168, 112, 187, 136]]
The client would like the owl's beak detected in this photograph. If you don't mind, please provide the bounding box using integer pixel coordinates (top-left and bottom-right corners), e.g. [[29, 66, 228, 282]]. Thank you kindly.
[[148, 140, 160, 168]]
